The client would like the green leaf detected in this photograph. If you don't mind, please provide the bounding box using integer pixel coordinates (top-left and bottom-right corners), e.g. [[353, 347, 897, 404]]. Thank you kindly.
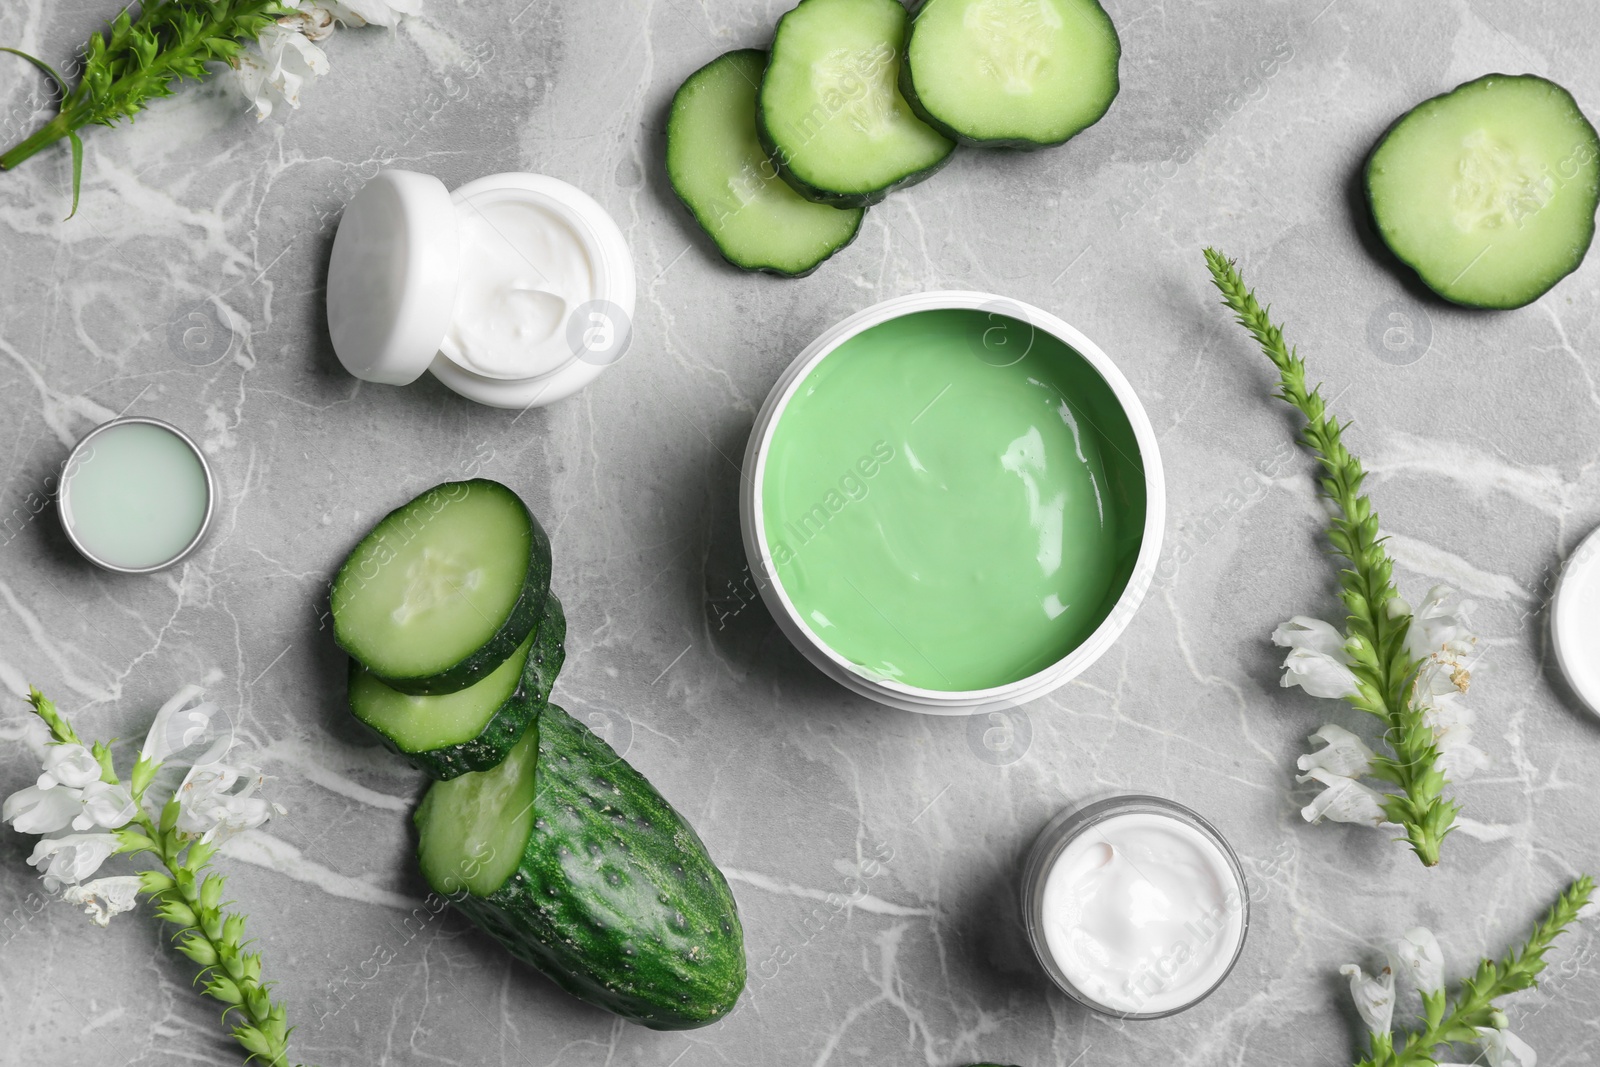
[[0, 47, 69, 96]]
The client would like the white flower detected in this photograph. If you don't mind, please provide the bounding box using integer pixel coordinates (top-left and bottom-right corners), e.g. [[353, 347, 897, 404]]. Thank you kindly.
[[323, 0, 423, 28], [1398, 586, 1476, 662], [1476, 1027, 1537, 1067], [1391, 927, 1445, 994], [1339, 962, 1395, 1034], [27, 833, 120, 892], [1273, 616, 1361, 699], [234, 20, 332, 119], [2, 784, 84, 834], [1297, 724, 1376, 779], [141, 684, 216, 763], [73, 781, 136, 831], [1299, 768, 1391, 828], [173, 735, 282, 845], [39, 744, 102, 790], [1433, 725, 1490, 780], [61, 876, 143, 927], [232, 0, 418, 120]]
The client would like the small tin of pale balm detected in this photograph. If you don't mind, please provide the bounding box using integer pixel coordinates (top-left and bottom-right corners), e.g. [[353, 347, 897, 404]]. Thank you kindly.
[[1021, 794, 1249, 1019], [58, 416, 215, 574]]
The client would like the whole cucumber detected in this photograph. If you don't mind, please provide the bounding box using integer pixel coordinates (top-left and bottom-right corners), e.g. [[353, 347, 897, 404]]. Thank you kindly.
[[418, 703, 746, 1029]]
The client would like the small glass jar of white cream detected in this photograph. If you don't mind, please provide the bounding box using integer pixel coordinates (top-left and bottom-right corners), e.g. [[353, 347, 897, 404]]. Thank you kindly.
[[1021, 795, 1249, 1018], [325, 169, 635, 409]]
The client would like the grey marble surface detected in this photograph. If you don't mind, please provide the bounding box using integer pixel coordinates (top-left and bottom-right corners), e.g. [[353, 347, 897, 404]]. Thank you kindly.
[[2, 0, 1600, 1064]]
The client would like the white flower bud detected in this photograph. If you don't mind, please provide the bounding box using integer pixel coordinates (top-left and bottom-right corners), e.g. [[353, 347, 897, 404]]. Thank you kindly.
[[1391, 927, 1444, 994], [1297, 724, 1376, 779], [1339, 962, 1395, 1035], [1300, 770, 1390, 828], [1476, 1026, 1536, 1067]]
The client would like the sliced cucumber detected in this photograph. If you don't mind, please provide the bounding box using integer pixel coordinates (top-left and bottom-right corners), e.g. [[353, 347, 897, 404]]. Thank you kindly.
[[1366, 73, 1600, 309], [668, 50, 866, 277], [416, 703, 746, 1029], [348, 592, 567, 779], [902, 0, 1120, 148], [759, 0, 955, 207], [415, 714, 540, 897], [331, 479, 552, 695]]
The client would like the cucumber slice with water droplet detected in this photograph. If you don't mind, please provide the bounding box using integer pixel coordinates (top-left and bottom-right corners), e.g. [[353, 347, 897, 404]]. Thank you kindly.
[[1366, 73, 1600, 309], [902, 0, 1121, 148], [331, 479, 552, 695], [667, 49, 865, 276], [758, 0, 955, 207]]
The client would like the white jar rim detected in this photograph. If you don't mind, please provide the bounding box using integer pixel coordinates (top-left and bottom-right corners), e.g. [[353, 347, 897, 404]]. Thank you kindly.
[[739, 291, 1165, 714]]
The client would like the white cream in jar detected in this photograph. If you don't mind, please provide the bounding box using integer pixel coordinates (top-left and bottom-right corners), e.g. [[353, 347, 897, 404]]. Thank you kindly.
[[440, 195, 597, 380], [1023, 797, 1248, 1017]]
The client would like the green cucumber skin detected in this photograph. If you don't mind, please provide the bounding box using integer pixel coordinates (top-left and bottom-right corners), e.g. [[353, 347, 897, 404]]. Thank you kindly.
[[899, 0, 1121, 149], [667, 50, 865, 278], [356, 593, 568, 780], [447, 703, 746, 1030], [756, 110, 952, 208], [336, 479, 554, 696], [1364, 73, 1600, 310]]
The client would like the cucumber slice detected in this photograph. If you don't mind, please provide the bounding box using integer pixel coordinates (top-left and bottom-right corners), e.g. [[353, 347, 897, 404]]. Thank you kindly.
[[331, 479, 552, 695], [902, 0, 1120, 148], [348, 592, 567, 779], [416, 703, 746, 1029], [758, 0, 955, 207], [1366, 74, 1600, 309], [415, 715, 540, 897], [668, 50, 866, 277]]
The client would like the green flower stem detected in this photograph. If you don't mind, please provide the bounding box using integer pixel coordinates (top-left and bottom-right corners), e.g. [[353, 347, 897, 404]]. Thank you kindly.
[[0, 0, 288, 213], [1358, 876, 1594, 1067], [1203, 249, 1456, 867], [26, 688, 302, 1067]]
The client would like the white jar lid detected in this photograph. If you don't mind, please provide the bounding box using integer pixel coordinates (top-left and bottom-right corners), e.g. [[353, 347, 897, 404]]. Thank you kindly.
[[326, 169, 462, 386], [1552, 523, 1600, 718]]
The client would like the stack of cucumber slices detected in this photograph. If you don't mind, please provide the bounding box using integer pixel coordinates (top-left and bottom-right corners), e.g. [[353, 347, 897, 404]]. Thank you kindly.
[[667, 0, 1121, 277], [332, 479, 745, 1030]]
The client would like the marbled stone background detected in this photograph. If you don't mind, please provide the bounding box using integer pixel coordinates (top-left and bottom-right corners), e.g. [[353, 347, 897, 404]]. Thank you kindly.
[[2, 0, 1598, 1064]]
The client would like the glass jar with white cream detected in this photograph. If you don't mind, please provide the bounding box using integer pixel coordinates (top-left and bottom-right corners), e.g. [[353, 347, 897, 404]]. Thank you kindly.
[[325, 170, 635, 409], [1021, 795, 1249, 1018]]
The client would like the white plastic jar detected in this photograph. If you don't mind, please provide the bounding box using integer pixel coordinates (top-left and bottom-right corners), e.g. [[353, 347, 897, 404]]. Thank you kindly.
[[1021, 795, 1249, 1018], [326, 170, 635, 409]]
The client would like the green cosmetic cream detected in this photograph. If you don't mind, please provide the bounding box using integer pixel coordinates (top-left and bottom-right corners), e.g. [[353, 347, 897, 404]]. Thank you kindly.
[[60, 420, 211, 571], [761, 309, 1146, 691]]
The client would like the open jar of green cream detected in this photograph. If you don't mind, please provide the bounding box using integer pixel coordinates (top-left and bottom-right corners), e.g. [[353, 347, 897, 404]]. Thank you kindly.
[[740, 292, 1164, 714]]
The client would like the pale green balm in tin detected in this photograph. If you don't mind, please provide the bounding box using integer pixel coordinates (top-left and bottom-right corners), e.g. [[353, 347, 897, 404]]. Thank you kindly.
[[60, 419, 213, 572], [761, 308, 1147, 692]]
